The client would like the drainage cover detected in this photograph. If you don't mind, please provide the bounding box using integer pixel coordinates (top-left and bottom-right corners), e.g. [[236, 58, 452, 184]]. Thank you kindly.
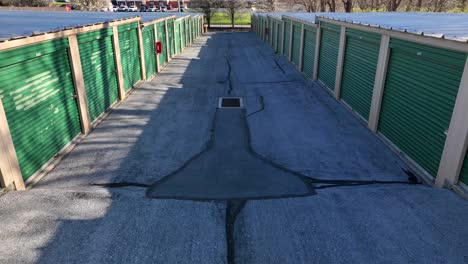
[[219, 97, 243, 108]]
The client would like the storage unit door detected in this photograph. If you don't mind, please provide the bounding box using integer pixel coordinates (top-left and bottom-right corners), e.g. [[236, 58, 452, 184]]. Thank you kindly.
[[78, 28, 119, 122], [168, 20, 175, 57], [273, 22, 277, 52], [118, 23, 142, 91], [175, 22, 181, 54], [460, 153, 468, 185], [268, 19, 273, 46], [157, 22, 168, 65], [181, 21, 186, 49], [340, 29, 380, 121], [0, 39, 82, 180], [277, 23, 283, 53], [143, 25, 157, 79], [378, 39, 466, 177], [284, 21, 291, 57], [291, 23, 302, 67], [302, 26, 316, 79], [318, 23, 340, 91]]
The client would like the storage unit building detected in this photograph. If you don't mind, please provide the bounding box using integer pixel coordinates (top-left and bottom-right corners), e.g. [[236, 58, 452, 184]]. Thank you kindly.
[[253, 12, 468, 195]]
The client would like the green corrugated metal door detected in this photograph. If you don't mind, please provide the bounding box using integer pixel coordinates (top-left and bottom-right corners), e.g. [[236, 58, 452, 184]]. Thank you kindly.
[[78, 28, 119, 122], [284, 20, 291, 57], [118, 23, 141, 91], [277, 22, 283, 53], [291, 23, 301, 66], [0, 39, 81, 180], [168, 20, 175, 57], [268, 19, 273, 46], [186, 19, 190, 44], [460, 153, 468, 185], [378, 39, 466, 177], [302, 25, 316, 79], [175, 21, 181, 54], [143, 25, 157, 79], [318, 22, 341, 91], [157, 22, 168, 65], [273, 22, 277, 52], [181, 20, 186, 49], [340, 29, 381, 121]]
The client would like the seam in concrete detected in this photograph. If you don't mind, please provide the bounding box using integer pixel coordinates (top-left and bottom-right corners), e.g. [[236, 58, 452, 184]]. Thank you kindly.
[[273, 58, 286, 74], [226, 200, 247, 264], [246, 96, 265, 118]]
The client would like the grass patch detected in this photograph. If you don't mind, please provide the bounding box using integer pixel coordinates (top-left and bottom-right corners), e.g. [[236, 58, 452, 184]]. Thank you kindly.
[[210, 12, 251, 25]]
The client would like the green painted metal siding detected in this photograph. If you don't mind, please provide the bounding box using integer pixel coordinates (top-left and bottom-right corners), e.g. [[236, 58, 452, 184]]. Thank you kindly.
[[273, 22, 278, 52], [168, 20, 175, 57], [143, 25, 157, 79], [302, 26, 316, 79], [175, 21, 181, 54], [181, 20, 186, 49], [378, 39, 466, 177], [318, 22, 340, 91], [0, 39, 82, 180], [340, 29, 381, 121], [157, 22, 167, 65], [460, 153, 468, 185], [118, 23, 141, 91], [291, 23, 302, 66], [284, 21, 291, 57], [78, 28, 119, 122]]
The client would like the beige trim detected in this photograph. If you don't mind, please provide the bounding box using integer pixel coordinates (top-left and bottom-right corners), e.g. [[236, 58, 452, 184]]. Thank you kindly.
[[288, 22, 293, 61], [435, 57, 468, 188], [298, 24, 305, 71], [112, 26, 126, 100], [0, 17, 141, 52], [165, 20, 171, 62], [319, 17, 468, 54], [142, 16, 174, 27], [368, 35, 391, 132], [137, 24, 146, 81], [282, 15, 318, 28], [0, 98, 25, 190], [313, 25, 321, 80], [173, 19, 177, 55], [68, 35, 91, 135], [154, 25, 161, 73], [334, 26, 347, 99]]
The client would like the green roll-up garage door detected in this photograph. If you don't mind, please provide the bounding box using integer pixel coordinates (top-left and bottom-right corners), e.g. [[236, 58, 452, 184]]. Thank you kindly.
[[0, 39, 82, 180], [175, 21, 181, 54], [168, 20, 175, 57], [142, 24, 157, 79], [186, 19, 190, 44], [268, 19, 273, 47], [78, 28, 119, 122], [273, 22, 277, 52], [318, 22, 340, 91], [284, 20, 291, 58], [118, 22, 141, 92], [277, 22, 283, 54], [460, 153, 468, 185], [302, 25, 316, 79], [157, 21, 168, 65], [340, 29, 381, 121], [378, 39, 466, 177], [291, 22, 302, 67]]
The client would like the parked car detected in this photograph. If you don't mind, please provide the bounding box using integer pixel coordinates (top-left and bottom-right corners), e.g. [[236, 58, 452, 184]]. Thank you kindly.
[[166, 4, 173, 10], [160, 5, 167, 12], [147, 5, 157, 12], [140, 5, 147, 12], [128, 5, 138, 12], [117, 4, 128, 11], [112, 5, 119, 12]]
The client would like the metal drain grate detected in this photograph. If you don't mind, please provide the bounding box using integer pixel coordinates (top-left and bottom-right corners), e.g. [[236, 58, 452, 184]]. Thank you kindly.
[[219, 97, 243, 108]]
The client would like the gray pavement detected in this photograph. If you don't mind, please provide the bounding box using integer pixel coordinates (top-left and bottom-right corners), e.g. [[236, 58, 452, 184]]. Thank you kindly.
[[0, 32, 467, 264]]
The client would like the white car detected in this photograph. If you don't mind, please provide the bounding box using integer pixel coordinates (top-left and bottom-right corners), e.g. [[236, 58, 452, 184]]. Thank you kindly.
[[147, 5, 157, 12], [128, 5, 138, 12], [112, 5, 119, 12], [160, 6, 167, 12], [117, 5, 128, 11]]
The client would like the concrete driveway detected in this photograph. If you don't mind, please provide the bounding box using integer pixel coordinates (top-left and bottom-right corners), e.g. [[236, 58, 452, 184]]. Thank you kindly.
[[0, 32, 467, 264]]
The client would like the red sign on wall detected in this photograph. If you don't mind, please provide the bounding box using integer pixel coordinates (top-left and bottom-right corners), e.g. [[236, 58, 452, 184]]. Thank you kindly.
[[156, 41, 162, 54]]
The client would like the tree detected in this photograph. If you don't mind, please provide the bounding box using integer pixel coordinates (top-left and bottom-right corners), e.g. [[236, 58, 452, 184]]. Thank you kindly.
[[386, 0, 402, 11], [327, 0, 336, 11], [70, 0, 107, 10], [290, 0, 320, 12], [191, 0, 220, 28], [9, 0, 51, 6], [222, 0, 244, 28], [342, 0, 352, 11]]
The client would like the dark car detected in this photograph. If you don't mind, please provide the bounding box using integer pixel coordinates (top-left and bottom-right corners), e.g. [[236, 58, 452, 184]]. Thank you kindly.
[[140, 5, 147, 12]]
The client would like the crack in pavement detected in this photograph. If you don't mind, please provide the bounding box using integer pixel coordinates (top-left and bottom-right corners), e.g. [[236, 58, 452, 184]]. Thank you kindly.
[[226, 200, 247, 264], [273, 58, 286, 75], [246, 96, 265, 118]]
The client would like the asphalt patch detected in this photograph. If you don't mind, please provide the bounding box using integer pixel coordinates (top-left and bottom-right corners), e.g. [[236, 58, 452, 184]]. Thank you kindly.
[[146, 109, 315, 200]]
